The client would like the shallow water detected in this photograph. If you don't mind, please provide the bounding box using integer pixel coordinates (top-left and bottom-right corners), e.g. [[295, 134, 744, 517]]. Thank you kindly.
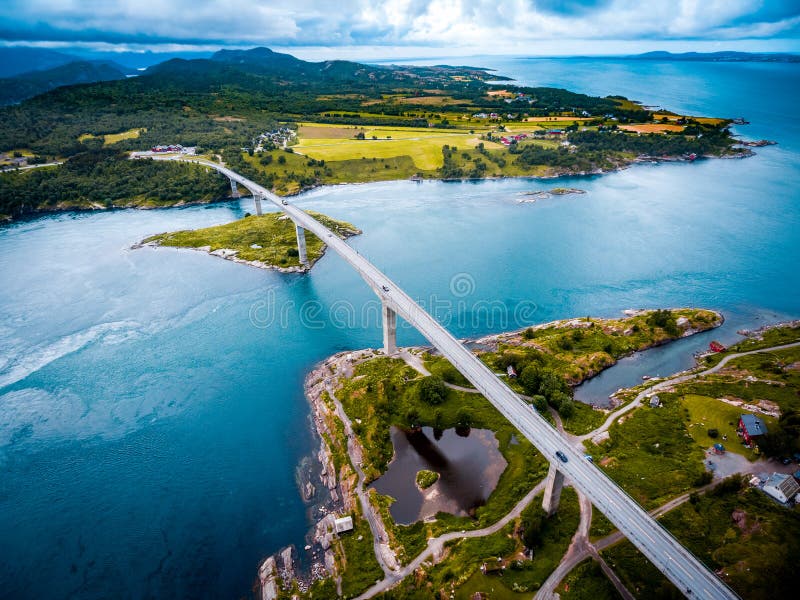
[[369, 426, 506, 524], [1, 58, 799, 598]]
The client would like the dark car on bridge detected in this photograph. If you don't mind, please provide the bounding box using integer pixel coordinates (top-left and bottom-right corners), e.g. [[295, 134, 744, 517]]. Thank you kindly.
[[556, 451, 568, 463]]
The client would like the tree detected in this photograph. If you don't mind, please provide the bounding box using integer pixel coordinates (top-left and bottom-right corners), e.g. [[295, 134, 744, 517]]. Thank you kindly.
[[521, 506, 546, 549], [417, 376, 447, 405], [531, 395, 548, 412], [519, 364, 542, 395], [540, 370, 570, 399], [707, 428, 719, 439], [557, 396, 575, 418], [456, 408, 472, 428]]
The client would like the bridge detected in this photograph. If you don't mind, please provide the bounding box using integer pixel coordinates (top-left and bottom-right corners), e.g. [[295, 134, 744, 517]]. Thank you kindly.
[[184, 158, 738, 600]]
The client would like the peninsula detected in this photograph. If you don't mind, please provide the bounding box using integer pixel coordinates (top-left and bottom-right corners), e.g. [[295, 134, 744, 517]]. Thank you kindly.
[[0, 47, 757, 223]]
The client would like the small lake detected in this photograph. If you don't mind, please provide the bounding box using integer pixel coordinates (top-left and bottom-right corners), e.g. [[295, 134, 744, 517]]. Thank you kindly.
[[369, 426, 507, 524]]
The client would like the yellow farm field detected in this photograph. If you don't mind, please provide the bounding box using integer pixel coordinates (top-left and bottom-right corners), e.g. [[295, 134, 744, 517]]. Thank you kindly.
[[619, 123, 685, 134], [393, 95, 465, 106], [295, 124, 501, 169], [523, 116, 593, 123], [79, 128, 147, 145], [653, 113, 727, 126]]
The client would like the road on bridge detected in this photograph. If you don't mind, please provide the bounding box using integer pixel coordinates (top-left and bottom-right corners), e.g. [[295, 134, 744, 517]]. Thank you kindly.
[[179, 158, 739, 600]]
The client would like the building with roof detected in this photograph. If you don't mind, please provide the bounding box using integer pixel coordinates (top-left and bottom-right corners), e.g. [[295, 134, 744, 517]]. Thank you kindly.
[[334, 516, 353, 534], [762, 472, 800, 504], [738, 414, 767, 445]]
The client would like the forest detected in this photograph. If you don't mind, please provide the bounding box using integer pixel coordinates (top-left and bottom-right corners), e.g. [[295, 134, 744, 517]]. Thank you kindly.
[[0, 149, 229, 219]]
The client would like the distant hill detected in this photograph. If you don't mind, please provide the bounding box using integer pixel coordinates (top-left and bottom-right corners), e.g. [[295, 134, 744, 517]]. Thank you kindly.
[[0, 47, 81, 78], [0, 61, 130, 106], [147, 46, 414, 86], [632, 51, 800, 63]]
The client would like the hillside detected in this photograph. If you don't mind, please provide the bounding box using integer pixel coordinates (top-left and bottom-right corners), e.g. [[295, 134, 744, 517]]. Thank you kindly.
[[0, 60, 130, 106]]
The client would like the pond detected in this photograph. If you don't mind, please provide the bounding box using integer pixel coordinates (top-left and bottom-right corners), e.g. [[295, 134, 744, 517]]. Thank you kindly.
[[369, 426, 507, 524]]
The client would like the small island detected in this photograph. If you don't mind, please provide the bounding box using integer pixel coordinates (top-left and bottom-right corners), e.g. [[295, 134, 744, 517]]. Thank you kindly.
[[518, 187, 586, 203], [137, 210, 360, 272], [415, 469, 440, 490]]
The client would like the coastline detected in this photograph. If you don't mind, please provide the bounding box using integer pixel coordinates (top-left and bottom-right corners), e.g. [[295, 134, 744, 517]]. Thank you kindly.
[[0, 193, 237, 225], [133, 241, 324, 274], [1, 147, 760, 224], [277, 148, 754, 197]]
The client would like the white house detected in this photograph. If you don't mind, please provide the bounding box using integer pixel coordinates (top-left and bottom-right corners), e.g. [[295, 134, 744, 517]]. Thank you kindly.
[[762, 473, 800, 504], [334, 516, 354, 534]]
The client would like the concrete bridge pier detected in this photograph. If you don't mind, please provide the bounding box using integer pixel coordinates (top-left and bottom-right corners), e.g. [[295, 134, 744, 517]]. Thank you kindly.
[[542, 463, 565, 516], [253, 193, 263, 216], [295, 224, 308, 265], [382, 302, 397, 355], [229, 177, 240, 198]]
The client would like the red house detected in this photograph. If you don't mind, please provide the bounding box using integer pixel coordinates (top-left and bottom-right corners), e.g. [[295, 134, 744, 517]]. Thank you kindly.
[[738, 414, 767, 445]]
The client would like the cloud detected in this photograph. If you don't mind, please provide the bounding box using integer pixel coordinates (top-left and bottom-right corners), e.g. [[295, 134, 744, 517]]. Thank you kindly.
[[0, 0, 798, 53]]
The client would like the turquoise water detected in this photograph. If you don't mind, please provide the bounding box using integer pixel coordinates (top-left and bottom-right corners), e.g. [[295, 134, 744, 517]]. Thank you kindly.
[[1, 58, 799, 598]]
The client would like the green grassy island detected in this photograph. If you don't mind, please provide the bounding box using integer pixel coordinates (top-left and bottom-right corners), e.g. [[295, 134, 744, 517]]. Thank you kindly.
[[138, 211, 360, 272], [415, 470, 440, 490]]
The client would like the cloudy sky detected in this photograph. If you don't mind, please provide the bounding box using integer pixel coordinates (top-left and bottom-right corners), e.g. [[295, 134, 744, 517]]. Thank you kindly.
[[1, 0, 799, 60]]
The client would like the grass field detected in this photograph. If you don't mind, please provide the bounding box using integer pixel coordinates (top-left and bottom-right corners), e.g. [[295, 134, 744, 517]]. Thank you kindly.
[[243, 151, 420, 194], [681, 394, 772, 459], [588, 392, 707, 508], [294, 122, 500, 170], [79, 128, 147, 146]]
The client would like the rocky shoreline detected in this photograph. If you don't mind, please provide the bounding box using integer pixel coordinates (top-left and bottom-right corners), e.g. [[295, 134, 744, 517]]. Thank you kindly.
[[134, 241, 323, 273], [517, 187, 586, 203], [256, 349, 381, 598], [737, 319, 800, 338]]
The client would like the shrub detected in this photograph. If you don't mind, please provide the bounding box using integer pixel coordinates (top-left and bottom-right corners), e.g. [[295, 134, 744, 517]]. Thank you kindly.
[[417, 376, 447, 405], [647, 309, 679, 336], [416, 469, 439, 489], [531, 395, 548, 412]]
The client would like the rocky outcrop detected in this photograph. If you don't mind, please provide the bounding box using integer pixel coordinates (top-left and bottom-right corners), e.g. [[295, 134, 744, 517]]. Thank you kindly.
[[258, 557, 279, 600], [279, 546, 295, 587]]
